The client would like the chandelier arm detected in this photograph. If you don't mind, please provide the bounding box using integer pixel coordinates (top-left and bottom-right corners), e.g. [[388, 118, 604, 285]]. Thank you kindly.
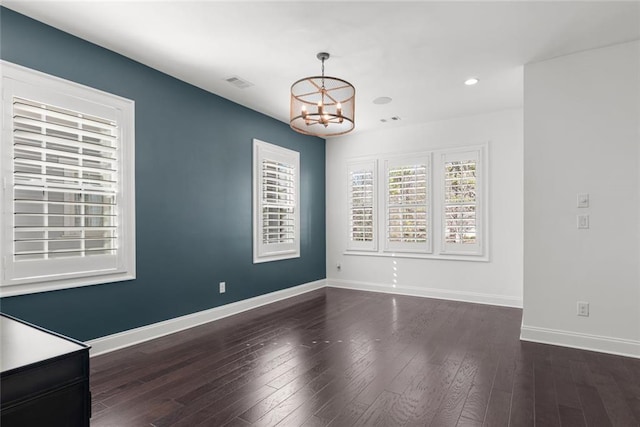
[[321, 91, 339, 105], [303, 120, 320, 126], [294, 78, 353, 95], [306, 78, 323, 94], [300, 79, 340, 105], [325, 83, 353, 92], [294, 82, 354, 104], [293, 89, 324, 99], [305, 78, 335, 106], [298, 113, 343, 123]]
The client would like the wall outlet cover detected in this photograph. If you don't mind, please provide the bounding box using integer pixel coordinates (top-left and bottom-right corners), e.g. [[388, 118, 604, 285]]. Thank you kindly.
[[577, 301, 589, 317], [577, 214, 589, 229]]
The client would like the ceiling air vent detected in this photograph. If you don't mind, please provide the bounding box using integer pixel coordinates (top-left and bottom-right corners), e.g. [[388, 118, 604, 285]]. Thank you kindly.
[[225, 76, 254, 89]]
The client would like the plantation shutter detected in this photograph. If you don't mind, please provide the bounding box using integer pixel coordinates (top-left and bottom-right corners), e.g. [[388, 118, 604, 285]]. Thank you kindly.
[[384, 156, 431, 253], [1, 62, 135, 296], [261, 159, 295, 244], [12, 97, 118, 262], [441, 149, 483, 255], [347, 160, 377, 251], [253, 139, 300, 263]]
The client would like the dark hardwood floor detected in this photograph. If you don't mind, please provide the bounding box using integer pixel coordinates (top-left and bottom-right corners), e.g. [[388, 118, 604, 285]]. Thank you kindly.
[[90, 288, 640, 426]]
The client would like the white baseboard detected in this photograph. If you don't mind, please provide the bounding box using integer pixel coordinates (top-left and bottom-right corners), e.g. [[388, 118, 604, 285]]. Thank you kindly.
[[87, 279, 326, 357], [520, 325, 640, 359], [87, 277, 639, 360], [327, 278, 523, 308]]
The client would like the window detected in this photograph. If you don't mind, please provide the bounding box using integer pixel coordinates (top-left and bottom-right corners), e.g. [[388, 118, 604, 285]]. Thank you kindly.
[[345, 144, 486, 260], [1, 62, 136, 296], [384, 157, 431, 253], [441, 148, 484, 255], [253, 139, 300, 263], [347, 160, 377, 251]]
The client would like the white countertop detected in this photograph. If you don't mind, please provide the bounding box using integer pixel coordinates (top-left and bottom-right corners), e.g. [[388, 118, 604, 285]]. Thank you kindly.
[[0, 316, 86, 373]]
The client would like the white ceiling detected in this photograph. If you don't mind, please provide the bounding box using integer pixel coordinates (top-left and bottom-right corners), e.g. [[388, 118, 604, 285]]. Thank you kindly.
[[4, 1, 640, 136]]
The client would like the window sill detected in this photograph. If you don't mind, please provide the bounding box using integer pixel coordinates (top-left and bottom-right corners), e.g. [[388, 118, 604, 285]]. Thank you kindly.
[[0, 272, 135, 297], [253, 253, 301, 264], [343, 250, 489, 262]]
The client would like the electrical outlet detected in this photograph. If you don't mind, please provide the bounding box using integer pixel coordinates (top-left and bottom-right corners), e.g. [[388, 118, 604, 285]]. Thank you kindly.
[[577, 301, 589, 317], [577, 214, 589, 229], [219, 282, 226, 294]]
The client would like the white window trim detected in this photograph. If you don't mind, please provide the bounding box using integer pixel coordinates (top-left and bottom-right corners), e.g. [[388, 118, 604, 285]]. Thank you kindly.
[[343, 143, 488, 262], [252, 139, 300, 263], [346, 159, 378, 252], [0, 61, 136, 297]]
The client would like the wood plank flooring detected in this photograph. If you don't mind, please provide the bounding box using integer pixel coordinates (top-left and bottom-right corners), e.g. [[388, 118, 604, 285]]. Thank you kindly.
[[90, 288, 640, 426]]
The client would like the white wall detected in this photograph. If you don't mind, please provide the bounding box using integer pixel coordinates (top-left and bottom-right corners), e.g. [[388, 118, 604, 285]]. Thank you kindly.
[[326, 109, 524, 307], [522, 40, 640, 357]]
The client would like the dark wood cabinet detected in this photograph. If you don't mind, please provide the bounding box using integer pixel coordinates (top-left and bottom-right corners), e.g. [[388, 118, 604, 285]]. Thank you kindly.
[[0, 314, 90, 427]]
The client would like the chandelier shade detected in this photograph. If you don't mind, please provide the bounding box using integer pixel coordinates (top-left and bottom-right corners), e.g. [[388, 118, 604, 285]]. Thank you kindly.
[[290, 53, 355, 137]]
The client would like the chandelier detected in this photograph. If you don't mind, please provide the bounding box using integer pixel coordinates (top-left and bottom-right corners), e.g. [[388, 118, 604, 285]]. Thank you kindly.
[[290, 52, 355, 137]]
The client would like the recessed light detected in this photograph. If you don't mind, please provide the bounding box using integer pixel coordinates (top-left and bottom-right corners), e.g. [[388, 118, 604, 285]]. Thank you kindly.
[[373, 96, 393, 105], [464, 77, 479, 86]]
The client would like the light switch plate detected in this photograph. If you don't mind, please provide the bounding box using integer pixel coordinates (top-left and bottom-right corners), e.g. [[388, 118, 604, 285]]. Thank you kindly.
[[577, 214, 589, 229], [577, 193, 589, 208]]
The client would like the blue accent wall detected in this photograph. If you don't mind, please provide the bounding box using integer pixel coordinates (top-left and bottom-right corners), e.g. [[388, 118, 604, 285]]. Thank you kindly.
[[0, 7, 326, 341]]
